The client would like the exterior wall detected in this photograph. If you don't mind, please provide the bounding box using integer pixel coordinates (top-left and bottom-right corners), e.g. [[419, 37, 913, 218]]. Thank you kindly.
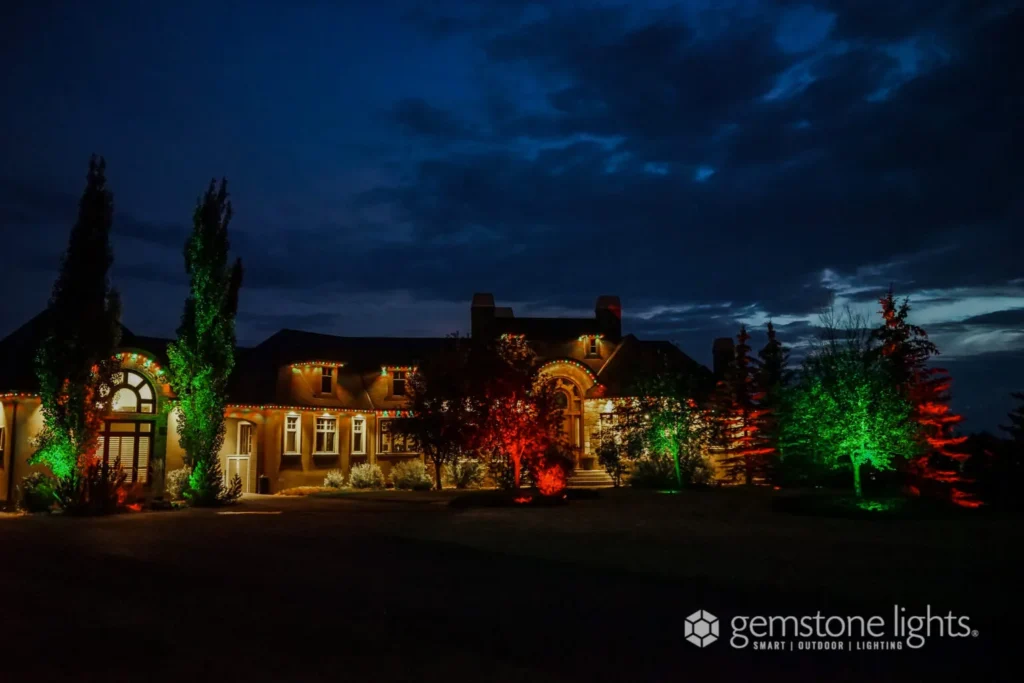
[[0, 399, 45, 504]]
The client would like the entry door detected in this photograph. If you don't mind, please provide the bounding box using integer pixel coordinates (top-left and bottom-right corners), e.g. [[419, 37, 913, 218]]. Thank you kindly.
[[98, 421, 153, 484], [225, 456, 250, 493]]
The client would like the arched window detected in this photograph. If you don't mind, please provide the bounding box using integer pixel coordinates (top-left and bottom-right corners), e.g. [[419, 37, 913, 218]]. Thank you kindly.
[[101, 370, 156, 414]]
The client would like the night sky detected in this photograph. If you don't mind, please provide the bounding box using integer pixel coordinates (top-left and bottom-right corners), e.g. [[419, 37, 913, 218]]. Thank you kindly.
[[1, 1, 1021, 431]]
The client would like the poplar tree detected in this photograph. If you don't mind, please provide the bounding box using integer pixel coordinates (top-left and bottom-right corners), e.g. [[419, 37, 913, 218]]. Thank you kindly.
[[167, 179, 244, 506], [716, 326, 773, 484], [757, 321, 791, 470], [32, 156, 122, 497]]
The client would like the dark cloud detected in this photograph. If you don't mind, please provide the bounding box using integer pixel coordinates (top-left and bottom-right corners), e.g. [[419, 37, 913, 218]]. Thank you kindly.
[[392, 97, 479, 140]]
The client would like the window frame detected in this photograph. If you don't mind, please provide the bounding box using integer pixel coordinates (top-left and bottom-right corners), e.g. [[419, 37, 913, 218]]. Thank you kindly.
[[237, 421, 254, 456], [106, 370, 157, 414], [314, 415, 338, 455], [351, 415, 366, 454], [378, 417, 417, 454], [0, 424, 5, 466], [391, 370, 407, 397], [283, 414, 301, 455], [320, 366, 333, 394], [588, 336, 598, 356]]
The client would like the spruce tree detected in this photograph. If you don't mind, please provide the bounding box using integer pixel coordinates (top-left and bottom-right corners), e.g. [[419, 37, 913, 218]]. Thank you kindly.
[[167, 179, 243, 506], [757, 321, 790, 480], [717, 326, 773, 485], [32, 156, 122, 495], [871, 288, 967, 482], [1001, 392, 1024, 444]]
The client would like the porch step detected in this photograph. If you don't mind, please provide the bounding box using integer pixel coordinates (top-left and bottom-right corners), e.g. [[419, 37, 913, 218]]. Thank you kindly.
[[567, 468, 615, 489]]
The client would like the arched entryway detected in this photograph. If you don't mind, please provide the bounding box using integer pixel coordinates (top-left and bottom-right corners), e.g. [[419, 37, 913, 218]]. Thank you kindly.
[[97, 369, 156, 484], [553, 377, 583, 462]]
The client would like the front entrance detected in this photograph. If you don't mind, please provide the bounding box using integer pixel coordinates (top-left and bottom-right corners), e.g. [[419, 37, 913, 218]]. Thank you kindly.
[[225, 456, 251, 493], [553, 378, 583, 466], [98, 420, 153, 484]]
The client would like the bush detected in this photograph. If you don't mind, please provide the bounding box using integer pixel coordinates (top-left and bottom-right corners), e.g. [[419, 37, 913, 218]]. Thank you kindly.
[[220, 474, 243, 504], [323, 469, 347, 489], [531, 443, 574, 496], [597, 439, 626, 487], [349, 462, 386, 489], [486, 453, 532, 490], [628, 455, 678, 489], [18, 472, 56, 513], [55, 456, 128, 515], [390, 460, 433, 491], [443, 457, 485, 489], [166, 466, 192, 501]]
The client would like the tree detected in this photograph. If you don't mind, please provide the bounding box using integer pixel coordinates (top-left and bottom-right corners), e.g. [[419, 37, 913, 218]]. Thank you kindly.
[[715, 326, 774, 485], [404, 334, 478, 489], [473, 335, 562, 490], [871, 289, 967, 483], [782, 309, 921, 496], [32, 156, 122, 505], [611, 351, 714, 490], [167, 179, 244, 506], [1002, 392, 1024, 444], [757, 321, 791, 452]]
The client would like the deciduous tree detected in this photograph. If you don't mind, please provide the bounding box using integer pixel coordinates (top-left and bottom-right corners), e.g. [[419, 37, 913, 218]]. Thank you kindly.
[[32, 156, 122, 506], [167, 179, 243, 506]]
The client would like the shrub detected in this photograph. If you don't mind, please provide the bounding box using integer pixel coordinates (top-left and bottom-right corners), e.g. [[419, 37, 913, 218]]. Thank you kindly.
[[443, 457, 485, 489], [166, 466, 192, 501], [531, 443, 574, 496], [323, 469, 347, 489], [597, 439, 626, 487], [391, 459, 433, 490], [349, 462, 386, 489], [54, 456, 128, 515], [628, 455, 678, 489], [18, 472, 57, 513], [486, 452, 532, 490], [220, 474, 243, 504]]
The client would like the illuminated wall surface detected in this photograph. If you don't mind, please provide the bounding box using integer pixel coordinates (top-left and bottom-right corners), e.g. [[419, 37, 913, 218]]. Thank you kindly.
[[4, 294, 713, 497]]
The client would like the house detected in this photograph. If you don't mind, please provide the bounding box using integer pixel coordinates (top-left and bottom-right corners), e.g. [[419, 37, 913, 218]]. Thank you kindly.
[[0, 294, 712, 502]]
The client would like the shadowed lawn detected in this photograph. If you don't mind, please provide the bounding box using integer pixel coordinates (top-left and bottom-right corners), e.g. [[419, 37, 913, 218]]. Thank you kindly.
[[0, 488, 1015, 682]]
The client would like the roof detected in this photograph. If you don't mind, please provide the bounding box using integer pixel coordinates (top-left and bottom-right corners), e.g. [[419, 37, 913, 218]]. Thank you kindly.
[[226, 328, 451, 404], [491, 316, 602, 340], [596, 335, 714, 398], [0, 311, 175, 393]]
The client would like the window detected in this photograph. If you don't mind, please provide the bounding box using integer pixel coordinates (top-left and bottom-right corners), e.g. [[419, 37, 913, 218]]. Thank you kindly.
[[588, 336, 599, 356], [391, 371, 407, 397], [320, 366, 332, 393], [96, 421, 152, 484], [104, 370, 156, 413], [284, 415, 300, 454], [237, 422, 254, 455], [351, 416, 366, 454], [0, 425, 5, 466], [315, 416, 337, 454], [379, 418, 417, 453]]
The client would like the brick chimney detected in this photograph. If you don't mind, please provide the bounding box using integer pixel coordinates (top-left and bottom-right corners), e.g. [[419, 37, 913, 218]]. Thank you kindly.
[[712, 337, 735, 379], [471, 293, 496, 338], [595, 295, 622, 341]]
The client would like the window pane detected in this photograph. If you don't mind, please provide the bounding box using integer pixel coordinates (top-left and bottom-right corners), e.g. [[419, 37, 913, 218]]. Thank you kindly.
[[286, 431, 298, 453], [139, 384, 153, 400], [127, 372, 143, 387], [112, 388, 138, 412], [353, 431, 363, 453], [109, 422, 137, 432]]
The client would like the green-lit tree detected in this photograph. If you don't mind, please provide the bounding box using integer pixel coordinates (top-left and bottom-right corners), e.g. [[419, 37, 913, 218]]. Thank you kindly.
[[167, 179, 244, 506], [612, 351, 714, 490], [782, 309, 921, 496], [32, 156, 122, 507]]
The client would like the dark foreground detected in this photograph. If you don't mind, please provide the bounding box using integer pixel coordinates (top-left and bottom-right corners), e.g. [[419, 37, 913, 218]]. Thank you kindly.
[[0, 490, 1016, 682]]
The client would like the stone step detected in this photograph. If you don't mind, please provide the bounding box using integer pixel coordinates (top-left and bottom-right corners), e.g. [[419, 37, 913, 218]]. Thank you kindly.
[[567, 468, 615, 489]]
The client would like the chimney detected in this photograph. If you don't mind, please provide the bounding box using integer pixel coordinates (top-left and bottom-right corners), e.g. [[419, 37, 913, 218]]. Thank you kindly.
[[712, 337, 735, 379], [595, 295, 622, 341], [471, 293, 496, 338]]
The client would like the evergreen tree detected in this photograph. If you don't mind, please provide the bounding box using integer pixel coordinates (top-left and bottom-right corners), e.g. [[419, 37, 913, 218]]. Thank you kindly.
[[1002, 392, 1024, 444], [871, 288, 967, 483], [167, 179, 243, 506], [32, 156, 122, 497], [716, 326, 773, 485], [757, 321, 790, 475]]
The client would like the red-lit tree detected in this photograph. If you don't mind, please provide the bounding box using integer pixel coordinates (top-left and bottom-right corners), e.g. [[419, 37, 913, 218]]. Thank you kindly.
[[871, 289, 968, 488], [715, 326, 774, 485], [757, 321, 790, 471], [472, 335, 563, 490]]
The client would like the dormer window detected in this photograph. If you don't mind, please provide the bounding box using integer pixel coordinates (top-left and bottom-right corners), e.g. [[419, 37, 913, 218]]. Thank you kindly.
[[391, 370, 407, 397], [588, 336, 598, 356], [320, 366, 332, 393]]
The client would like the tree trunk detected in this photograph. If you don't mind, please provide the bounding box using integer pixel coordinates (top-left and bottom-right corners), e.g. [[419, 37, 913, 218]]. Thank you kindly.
[[513, 457, 521, 489], [852, 459, 863, 497], [672, 449, 682, 490], [434, 458, 443, 491]]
